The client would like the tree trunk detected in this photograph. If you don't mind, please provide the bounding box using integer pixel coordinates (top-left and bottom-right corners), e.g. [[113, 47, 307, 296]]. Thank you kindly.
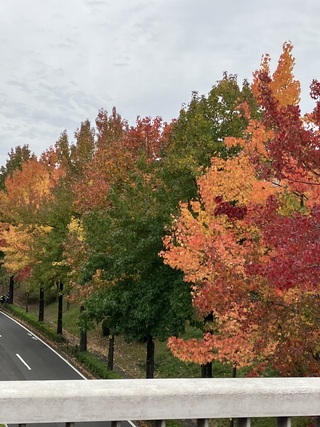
[[232, 365, 237, 378], [79, 328, 87, 352], [57, 281, 63, 335], [8, 276, 14, 304], [39, 287, 44, 321], [107, 334, 115, 371], [201, 361, 212, 378], [79, 305, 87, 352], [146, 335, 155, 379], [25, 291, 29, 313]]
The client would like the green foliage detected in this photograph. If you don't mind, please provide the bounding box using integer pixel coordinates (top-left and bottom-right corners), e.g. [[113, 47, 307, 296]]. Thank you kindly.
[[161, 73, 259, 203], [30, 223, 72, 288], [83, 263, 192, 342], [3, 304, 65, 343], [71, 120, 95, 175], [81, 156, 193, 345], [0, 145, 35, 190], [70, 348, 122, 379], [103, 172, 172, 274]]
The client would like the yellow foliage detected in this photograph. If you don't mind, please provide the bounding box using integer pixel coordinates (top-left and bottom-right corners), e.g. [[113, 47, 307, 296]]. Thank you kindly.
[[1, 224, 52, 274], [0, 158, 64, 223], [198, 154, 276, 208], [67, 217, 85, 242]]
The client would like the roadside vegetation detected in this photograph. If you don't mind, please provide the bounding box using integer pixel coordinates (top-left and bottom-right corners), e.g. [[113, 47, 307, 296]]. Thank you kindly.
[[2, 292, 232, 380]]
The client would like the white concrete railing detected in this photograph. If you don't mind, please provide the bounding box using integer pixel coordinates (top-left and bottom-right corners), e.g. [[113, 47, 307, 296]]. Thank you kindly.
[[1, 378, 320, 426]]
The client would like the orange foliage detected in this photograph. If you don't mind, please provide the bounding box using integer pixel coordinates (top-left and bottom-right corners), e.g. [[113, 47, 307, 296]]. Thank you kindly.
[[72, 116, 172, 214], [161, 42, 320, 375], [0, 158, 64, 223], [1, 224, 51, 276], [161, 153, 275, 367], [252, 41, 300, 107]]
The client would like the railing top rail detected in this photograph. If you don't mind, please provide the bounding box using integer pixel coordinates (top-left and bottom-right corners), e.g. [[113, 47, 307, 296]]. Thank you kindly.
[[1, 378, 320, 423]]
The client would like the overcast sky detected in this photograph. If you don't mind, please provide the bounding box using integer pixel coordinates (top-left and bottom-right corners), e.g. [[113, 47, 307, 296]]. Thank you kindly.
[[0, 0, 319, 166]]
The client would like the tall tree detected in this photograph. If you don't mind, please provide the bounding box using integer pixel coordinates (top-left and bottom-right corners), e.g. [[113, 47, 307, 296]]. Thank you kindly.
[[71, 80, 259, 377], [0, 157, 69, 291], [71, 110, 129, 214], [75, 116, 192, 378], [160, 42, 320, 376], [161, 73, 259, 202], [0, 145, 35, 190], [161, 152, 277, 370]]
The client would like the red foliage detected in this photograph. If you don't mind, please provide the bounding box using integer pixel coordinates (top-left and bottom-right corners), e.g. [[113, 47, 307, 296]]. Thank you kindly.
[[246, 204, 320, 292], [161, 42, 320, 376], [214, 198, 248, 220]]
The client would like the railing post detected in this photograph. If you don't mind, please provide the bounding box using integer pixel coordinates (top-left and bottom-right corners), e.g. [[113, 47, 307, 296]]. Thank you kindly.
[[111, 421, 121, 427], [197, 419, 209, 427], [155, 420, 166, 427], [238, 418, 251, 427], [277, 417, 291, 427]]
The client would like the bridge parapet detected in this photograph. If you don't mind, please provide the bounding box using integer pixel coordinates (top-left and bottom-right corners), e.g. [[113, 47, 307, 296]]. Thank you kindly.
[[1, 378, 320, 426]]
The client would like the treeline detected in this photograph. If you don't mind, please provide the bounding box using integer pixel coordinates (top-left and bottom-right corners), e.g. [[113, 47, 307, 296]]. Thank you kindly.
[[0, 42, 319, 378]]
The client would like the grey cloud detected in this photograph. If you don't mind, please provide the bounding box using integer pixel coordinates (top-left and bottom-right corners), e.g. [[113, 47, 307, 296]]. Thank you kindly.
[[0, 0, 320, 166]]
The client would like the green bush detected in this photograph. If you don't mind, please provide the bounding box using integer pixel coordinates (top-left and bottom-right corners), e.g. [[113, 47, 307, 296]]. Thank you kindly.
[[71, 348, 122, 379], [3, 304, 65, 343]]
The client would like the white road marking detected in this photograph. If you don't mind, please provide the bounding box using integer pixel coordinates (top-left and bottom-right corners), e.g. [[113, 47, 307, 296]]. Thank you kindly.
[[2, 312, 137, 427], [28, 331, 38, 341], [16, 353, 32, 370], [0, 311, 86, 379]]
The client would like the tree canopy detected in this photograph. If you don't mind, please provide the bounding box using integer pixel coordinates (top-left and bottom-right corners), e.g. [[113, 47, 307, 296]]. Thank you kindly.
[[161, 42, 320, 376], [0, 41, 318, 377]]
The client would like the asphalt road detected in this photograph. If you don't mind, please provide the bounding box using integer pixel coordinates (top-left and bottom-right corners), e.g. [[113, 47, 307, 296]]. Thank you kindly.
[[0, 311, 134, 427], [0, 311, 83, 380]]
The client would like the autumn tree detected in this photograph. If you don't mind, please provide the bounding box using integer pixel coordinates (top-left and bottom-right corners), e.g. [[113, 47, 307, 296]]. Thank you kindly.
[[0, 157, 69, 312], [70, 109, 129, 214], [160, 42, 320, 376], [161, 153, 277, 372], [243, 41, 320, 374], [0, 145, 36, 289], [0, 158, 65, 225], [155, 73, 260, 376], [76, 79, 260, 377], [161, 73, 259, 203], [75, 115, 192, 378], [0, 145, 36, 191]]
